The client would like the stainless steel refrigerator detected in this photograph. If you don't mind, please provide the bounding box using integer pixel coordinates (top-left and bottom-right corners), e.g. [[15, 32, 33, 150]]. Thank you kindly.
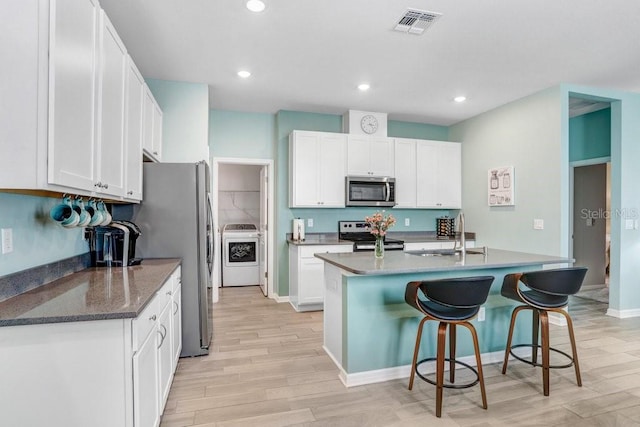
[[114, 161, 214, 357]]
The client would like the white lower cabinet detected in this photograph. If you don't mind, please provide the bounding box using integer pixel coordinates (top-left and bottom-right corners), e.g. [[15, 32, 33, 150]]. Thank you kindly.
[[0, 266, 181, 427], [289, 244, 353, 311]]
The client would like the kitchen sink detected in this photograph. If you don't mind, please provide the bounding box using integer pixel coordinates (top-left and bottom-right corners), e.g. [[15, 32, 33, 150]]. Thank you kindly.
[[406, 247, 487, 257]]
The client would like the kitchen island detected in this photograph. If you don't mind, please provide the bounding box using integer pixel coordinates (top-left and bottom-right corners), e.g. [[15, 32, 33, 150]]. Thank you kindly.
[[315, 248, 572, 387]]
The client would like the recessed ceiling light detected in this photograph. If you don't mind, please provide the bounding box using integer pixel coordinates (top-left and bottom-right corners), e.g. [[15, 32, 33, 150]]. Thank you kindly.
[[237, 70, 251, 78], [454, 96, 467, 103], [358, 83, 370, 91], [246, 0, 265, 12]]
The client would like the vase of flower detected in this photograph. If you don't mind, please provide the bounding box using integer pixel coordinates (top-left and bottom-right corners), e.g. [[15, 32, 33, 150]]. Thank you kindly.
[[374, 235, 385, 259], [365, 211, 396, 259]]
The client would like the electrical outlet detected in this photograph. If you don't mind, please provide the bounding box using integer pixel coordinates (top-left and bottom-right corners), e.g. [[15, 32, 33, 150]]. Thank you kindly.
[[478, 306, 485, 322], [307, 218, 314, 228], [404, 218, 410, 227], [2, 228, 14, 254], [533, 219, 544, 230]]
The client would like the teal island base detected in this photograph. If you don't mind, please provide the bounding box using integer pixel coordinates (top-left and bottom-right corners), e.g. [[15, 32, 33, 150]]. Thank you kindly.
[[316, 249, 572, 387]]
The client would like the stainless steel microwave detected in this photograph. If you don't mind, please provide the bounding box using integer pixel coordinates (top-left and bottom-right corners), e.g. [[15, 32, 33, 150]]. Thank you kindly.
[[345, 176, 396, 207]]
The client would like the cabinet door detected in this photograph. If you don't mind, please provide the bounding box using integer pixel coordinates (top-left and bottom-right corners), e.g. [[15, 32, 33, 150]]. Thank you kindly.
[[394, 138, 416, 208], [299, 258, 324, 305], [171, 284, 182, 369], [48, 0, 98, 190], [142, 87, 156, 159], [124, 56, 144, 200], [368, 137, 394, 176], [346, 135, 371, 176], [435, 142, 461, 208], [158, 302, 173, 408], [317, 133, 346, 207], [415, 141, 439, 207], [133, 328, 159, 427], [95, 11, 126, 197], [290, 131, 320, 207], [151, 101, 163, 161]]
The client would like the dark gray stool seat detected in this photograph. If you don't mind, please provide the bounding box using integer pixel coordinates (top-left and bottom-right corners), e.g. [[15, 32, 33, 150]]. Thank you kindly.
[[500, 267, 587, 396], [405, 276, 494, 418]]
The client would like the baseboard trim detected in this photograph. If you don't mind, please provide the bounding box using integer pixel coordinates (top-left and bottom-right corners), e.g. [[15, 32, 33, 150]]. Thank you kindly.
[[333, 350, 516, 388], [606, 307, 640, 318], [272, 294, 290, 303]]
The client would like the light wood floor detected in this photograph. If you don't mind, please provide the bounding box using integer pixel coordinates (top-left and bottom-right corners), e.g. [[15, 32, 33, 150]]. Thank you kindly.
[[161, 286, 640, 426]]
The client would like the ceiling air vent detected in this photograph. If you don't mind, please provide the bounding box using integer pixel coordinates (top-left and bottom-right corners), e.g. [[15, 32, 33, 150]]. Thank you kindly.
[[394, 8, 442, 35]]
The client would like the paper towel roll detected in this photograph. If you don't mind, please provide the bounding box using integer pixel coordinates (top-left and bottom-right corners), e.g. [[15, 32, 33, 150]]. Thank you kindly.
[[293, 218, 304, 241]]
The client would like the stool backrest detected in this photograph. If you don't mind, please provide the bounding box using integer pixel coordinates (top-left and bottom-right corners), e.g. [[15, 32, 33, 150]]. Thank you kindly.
[[420, 276, 494, 308], [521, 267, 587, 296]]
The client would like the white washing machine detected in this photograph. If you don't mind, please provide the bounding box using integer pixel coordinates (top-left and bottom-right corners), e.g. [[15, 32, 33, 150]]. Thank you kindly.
[[222, 223, 260, 286]]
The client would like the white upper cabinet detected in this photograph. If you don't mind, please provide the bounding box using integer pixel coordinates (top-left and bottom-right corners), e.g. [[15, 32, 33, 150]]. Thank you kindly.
[[394, 138, 417, 208], [289, 130, 347, 208], [0, 0, 161, 201], [143, 87, 163, 162], [124, 56, 144, 200], [47, 0, 99, 191], [347, 135, 394, 177], [416, 140, 462, 209], [95, 10, 127, 197]]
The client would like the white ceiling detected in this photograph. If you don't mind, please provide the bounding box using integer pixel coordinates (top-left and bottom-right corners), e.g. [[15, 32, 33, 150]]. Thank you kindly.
[[99, 0, 640, 126]]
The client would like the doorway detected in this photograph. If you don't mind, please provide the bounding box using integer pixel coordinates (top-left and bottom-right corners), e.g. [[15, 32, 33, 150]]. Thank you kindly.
[[572, 163, 609, 298], [211, 157, 274, 302]]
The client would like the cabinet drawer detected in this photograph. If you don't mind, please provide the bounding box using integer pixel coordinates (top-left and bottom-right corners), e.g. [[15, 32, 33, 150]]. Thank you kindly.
[[156, 278, 174, 313], [299, 245, 352, 259], [133, 297, 159, 351]]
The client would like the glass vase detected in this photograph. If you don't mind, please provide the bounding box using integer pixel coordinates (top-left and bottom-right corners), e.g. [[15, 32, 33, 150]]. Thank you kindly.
[[374, 236, 384, 259]]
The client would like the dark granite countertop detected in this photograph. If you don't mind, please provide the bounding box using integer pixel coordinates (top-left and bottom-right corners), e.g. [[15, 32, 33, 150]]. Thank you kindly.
[[0, 259, 181, 327], [286, 232, 475, 246], [315, 249, 571, 276]]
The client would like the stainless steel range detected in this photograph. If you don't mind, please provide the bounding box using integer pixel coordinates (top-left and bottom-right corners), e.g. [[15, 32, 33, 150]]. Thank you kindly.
[[338, 221, 405, 251]]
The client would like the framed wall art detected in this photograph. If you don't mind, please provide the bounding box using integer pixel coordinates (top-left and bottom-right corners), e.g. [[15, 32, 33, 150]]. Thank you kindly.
[[488, 166, 514, 206]]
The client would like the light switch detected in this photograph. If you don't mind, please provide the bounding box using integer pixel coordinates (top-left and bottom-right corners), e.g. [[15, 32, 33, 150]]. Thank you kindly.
[[307, 218, 314, 228], [404, 218, 410, 227], [586, 218, 594, 227], [533, 219, 544, 230], [1, 228, 13, 254]]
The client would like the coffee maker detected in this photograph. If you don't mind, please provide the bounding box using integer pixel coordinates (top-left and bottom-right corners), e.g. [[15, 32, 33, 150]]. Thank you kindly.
[[89, 220, 142, 267]]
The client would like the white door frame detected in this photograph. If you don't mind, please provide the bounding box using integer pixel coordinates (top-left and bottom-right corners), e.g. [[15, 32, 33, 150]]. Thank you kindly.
[[211, 157, 275, 302]]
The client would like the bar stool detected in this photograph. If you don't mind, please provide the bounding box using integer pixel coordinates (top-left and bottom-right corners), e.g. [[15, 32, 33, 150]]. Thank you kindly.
[[405, 276, 494, 418], [500, 267, 587, 396]]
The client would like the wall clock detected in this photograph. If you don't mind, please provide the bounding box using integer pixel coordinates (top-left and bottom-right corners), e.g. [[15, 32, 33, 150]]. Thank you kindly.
[[342, 110, 387, 136], [360, 115, 379, 134]]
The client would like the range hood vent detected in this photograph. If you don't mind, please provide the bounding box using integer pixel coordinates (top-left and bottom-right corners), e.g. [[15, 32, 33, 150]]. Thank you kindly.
[[394, 9, 442, 35]]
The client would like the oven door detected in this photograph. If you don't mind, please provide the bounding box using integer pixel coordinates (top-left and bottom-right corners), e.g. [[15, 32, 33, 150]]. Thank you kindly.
[[346, 177, 396, 207], [224, 237, 259, 267]]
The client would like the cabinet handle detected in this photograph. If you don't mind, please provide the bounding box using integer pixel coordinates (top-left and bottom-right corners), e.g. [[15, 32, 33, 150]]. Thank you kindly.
[[153, 151, 158, 155], [166, 290, 172, 296], [149, 314, 157, 321], [94, 182, 102, 188], [127, 190, 133, 195], [103, 184, 109, 189], [173, 301, 179, 315], [157, 330, 164, 348]]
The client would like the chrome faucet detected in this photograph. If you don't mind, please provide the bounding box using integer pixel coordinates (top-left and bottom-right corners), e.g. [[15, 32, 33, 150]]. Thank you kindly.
[[454, 211, 466, 255]]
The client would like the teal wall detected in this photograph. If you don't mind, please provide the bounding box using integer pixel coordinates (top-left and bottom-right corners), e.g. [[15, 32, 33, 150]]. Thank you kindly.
[[209, 110, 275, 159], [0, 193, 87, 276], [146, 79, 210, 163], [208, 109, 450, 297], [569, 107, 611, 162]]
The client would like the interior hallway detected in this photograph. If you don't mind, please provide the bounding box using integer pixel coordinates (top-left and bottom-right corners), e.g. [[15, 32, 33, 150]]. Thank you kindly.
[[160, 286, 640, 426]]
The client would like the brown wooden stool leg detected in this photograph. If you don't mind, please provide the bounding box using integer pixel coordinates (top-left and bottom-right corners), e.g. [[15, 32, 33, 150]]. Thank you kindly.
[[449, 324, 456, 383], [436, 322, 447, 418], [503, 305, 527, 374], [540, 311, 550, 396], [409, 316, 429, 390], [532, 309, 540, 365], [560, 309, 582, 387], [464, 322, 488, 410]]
